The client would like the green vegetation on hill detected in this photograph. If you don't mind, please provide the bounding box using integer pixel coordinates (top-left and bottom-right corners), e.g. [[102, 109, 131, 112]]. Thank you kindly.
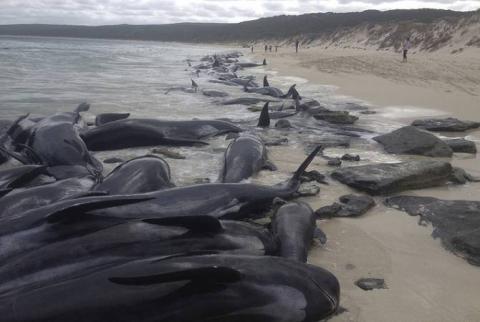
[[0, 9, 477, 43]]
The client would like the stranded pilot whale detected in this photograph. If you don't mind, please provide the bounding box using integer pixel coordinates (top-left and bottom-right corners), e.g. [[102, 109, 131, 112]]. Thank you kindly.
[[0, 254, 340, 322], [82, 146, 321, 221], [272, 202, 316, 263], [0, 217, 275, 297], [82, 118, 242, 151], [219, 133, 276, 183], [2, 103, 103, 178], [94, 155, 174, 194]]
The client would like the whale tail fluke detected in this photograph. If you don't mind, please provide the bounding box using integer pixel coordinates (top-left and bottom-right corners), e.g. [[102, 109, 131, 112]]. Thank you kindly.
[[288, 146, 322, 188]]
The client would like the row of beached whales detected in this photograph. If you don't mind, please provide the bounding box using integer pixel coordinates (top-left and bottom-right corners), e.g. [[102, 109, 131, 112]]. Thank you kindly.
[[0, 50, 479, 321], [0, 54, 346, 321], [178, 52, 480, 268]]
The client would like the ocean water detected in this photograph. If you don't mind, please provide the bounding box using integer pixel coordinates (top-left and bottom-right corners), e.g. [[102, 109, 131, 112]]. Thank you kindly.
[[0, 35, 452, 184]]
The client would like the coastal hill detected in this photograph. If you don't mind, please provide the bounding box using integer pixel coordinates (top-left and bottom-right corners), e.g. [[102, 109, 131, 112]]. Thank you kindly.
[[1, 9, 479, 52]]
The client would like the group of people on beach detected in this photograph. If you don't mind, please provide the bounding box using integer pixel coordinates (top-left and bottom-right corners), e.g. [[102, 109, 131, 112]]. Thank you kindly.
[[251, 37, 412, 62], [251, 39, 300, 54]]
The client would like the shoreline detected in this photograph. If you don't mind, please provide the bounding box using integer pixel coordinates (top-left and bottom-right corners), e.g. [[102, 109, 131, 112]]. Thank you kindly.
[[253, 47, 480, 119], [249, 46, 480, 322]]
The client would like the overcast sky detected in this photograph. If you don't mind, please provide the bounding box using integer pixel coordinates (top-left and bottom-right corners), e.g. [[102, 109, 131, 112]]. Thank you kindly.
[[1, 0, 479, 25]]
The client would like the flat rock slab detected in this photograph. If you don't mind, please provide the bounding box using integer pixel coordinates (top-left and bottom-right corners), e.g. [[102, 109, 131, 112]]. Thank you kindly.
[[331, 161, 453, 195], [337, 194, 375, 217], [385, 196, 480, 266], [341, 154, 360, 161], [300, 170, 328, 184], [315, 194, 375, 218], [315, 203, 343, 218], [373, 126, 453, 157], [355, 278, 387, 291], [412, 118, 480, 132], [294, 182, 321, 197], [313, 111, 359, 125], [444, 138, 477, 154]]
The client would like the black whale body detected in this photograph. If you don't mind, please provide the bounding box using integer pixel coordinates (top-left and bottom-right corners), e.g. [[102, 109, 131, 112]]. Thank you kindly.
[[94, 155, 174, 194], [0, 254, 340, 322], [88, 147, 320, 220], [82, 118, 242, 151], [0, 217, 275, 297], [220, 133, 275, 183]]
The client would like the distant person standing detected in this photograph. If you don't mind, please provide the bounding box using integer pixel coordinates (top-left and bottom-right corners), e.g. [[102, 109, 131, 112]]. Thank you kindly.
[[269, 45, 272, 52], [265, 45, 268, 53], [402, 37, 411, 62], [295, 40, 299, 53], [251, 45, 254, 53]]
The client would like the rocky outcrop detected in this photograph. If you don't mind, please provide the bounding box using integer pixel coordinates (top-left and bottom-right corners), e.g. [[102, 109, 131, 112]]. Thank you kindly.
[[316, 194, 375, 218], [412, 118, 480, 132], [373, 126, 453, 157], [385, 196, 480, 266], [444, 138, 477, 154], [331, 161, 453, 195], [312, 111, 359, 125], [355, 278, 387, 291]]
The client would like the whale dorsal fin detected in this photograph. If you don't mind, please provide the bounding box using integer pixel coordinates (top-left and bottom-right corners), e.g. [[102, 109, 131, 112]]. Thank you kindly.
[[257, 102, 270, 127], [109, 266, 242, 286]]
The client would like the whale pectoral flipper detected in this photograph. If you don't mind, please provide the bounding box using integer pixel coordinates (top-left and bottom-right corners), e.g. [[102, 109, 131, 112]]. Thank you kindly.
[[45, 195, 154, 223], [143, 216, 223, 233], [109, 267, 243, 286]]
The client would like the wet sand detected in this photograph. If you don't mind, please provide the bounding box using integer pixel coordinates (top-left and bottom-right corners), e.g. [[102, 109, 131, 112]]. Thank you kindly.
[[251, 47, 480, 321]]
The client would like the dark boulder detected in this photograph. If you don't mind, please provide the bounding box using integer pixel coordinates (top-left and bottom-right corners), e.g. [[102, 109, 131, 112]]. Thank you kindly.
[[341, 154, 360, 161], [313, 111, 359, 125], [444, 138, 477, 154], [337, 194, 375, 217], [300, 170, 328, 184], [412, 117, 480, 132], [355, 278, 387, 291], [385, 196, 480, 266], [327, 158, 342, 167], [331, 161, 453, 195], [373, 126, 453, 157], [315, 203, 342, 218], [315, 194, 375, 218]]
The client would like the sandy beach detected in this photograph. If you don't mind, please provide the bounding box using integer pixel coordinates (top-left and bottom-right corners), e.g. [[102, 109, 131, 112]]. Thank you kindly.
[[252, 47, 480, 322]]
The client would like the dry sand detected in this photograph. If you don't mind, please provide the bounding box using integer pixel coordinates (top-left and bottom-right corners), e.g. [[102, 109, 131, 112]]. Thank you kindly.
[[251, 47, 480, 322], [255, 46, 480, 119]]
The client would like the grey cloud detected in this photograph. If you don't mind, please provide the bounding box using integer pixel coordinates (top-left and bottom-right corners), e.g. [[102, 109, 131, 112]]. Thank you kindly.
[[0, 0, 478, 25]]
